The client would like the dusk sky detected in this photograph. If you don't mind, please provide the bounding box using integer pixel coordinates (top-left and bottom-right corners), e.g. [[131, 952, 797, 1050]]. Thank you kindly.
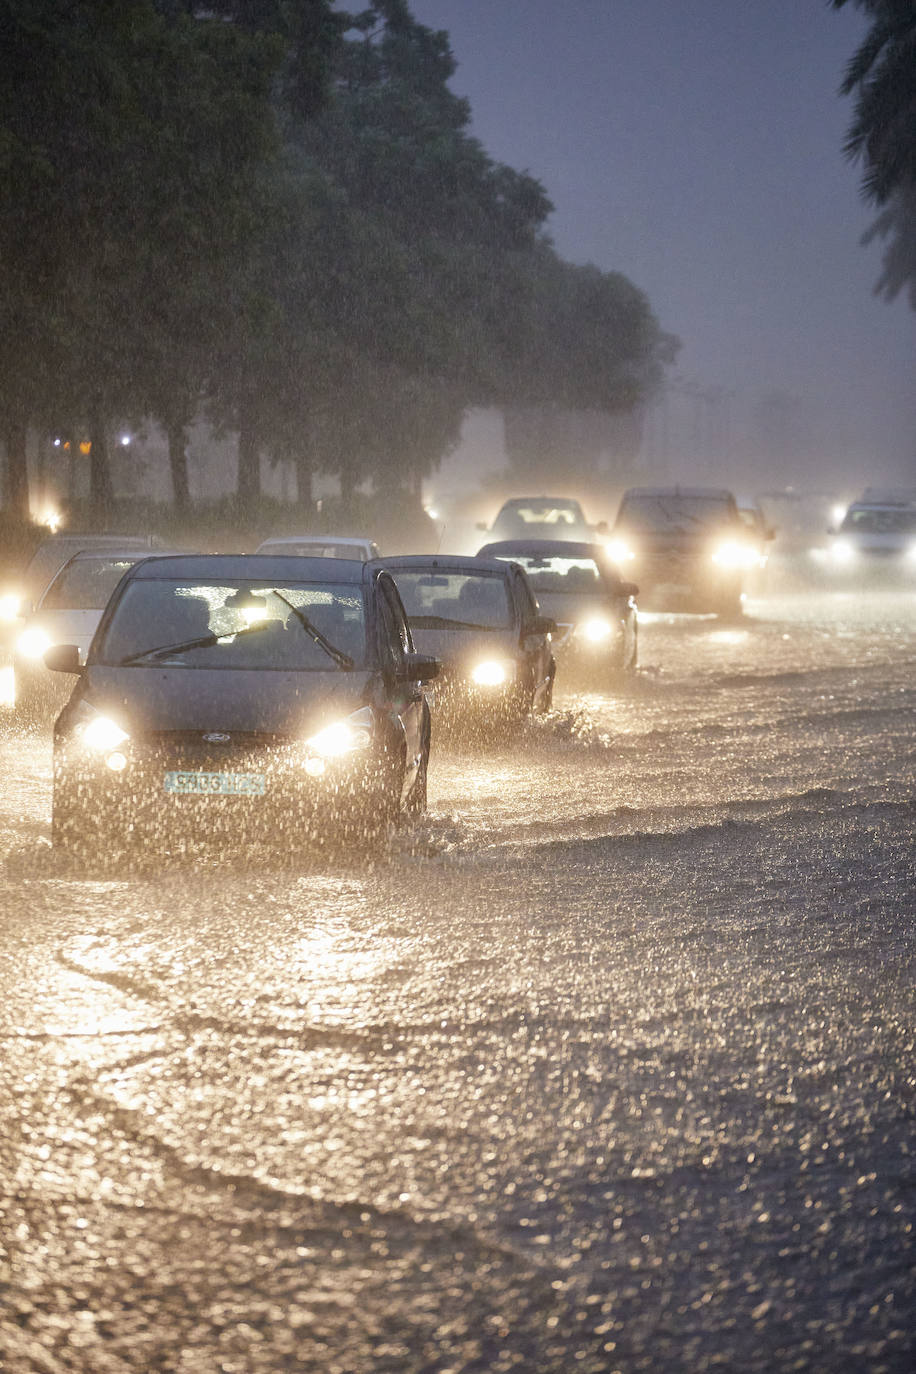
[[407, 0, 915, 491]]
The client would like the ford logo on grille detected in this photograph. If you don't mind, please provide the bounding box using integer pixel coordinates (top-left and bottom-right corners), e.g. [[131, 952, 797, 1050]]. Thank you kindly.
[[203, 732, 231, 744]]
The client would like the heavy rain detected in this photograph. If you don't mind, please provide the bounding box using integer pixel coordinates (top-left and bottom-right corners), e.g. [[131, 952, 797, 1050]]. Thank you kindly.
[[2, 3, 916, 1373], [2, 584, 915, 1372]]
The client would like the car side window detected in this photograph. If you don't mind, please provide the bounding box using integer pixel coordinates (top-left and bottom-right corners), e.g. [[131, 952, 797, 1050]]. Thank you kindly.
[[514, 570, 539, 626], [376, 579, 411, 672]]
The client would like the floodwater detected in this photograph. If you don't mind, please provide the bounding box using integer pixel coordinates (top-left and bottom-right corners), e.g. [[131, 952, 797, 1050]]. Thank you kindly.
[[1, 589, 914, 1372]]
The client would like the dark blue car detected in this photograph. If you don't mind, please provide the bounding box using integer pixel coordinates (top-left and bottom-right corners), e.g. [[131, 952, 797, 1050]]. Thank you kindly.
[[45, 555, 438, 858]]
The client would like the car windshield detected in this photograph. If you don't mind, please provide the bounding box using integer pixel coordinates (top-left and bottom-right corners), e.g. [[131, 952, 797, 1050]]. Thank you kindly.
[[262, 541, 367, 559], [495, 502, 584, 528], [41, 558, 139, 611], [394, 571, 512, 629], [617, 495, 735, 532], [96, 579, 366, 669], [502, 555, 603, 595], [840, 507, 916, 534]]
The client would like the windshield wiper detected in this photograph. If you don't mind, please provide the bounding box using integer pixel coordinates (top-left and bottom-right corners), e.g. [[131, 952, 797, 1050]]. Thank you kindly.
[[271, 590, 354, 669], [409, 614, 496, 631], [118, 631, 226, 665], [117, 621, 278, 665]]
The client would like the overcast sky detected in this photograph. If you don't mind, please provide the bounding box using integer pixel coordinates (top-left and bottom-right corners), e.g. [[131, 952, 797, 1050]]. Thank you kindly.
[[407, 0, 915, 489]]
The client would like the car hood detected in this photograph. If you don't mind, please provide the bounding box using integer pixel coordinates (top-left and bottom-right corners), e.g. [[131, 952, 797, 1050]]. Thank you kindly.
[[78, 665, 374, 735], [408, 626, 519, 669], [532, 591, 620, 625]]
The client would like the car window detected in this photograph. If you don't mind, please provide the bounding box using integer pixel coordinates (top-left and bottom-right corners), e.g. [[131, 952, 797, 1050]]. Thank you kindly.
[[841, 507, 916, 534], [260, 541, 369, 559], [41, 558, 139, 611], [503, 556, 602, 595], [96, 579, 366, 669], [617, 495, 736, 531], [376, 582, 410, 672], [512, 570, 539, 622], [393, 571, 512, 628]]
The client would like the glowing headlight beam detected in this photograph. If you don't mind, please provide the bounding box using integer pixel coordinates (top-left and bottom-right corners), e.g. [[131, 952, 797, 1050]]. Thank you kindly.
[[82, 716, 129, 751], [711, 542, 757, 570], [830, 539, 856, 564], [471, 660, 508, 687], [0, 593, 22, 622], [16, 627, 53, 660], [305, 708, 373, 760], [605, 538, 635, 564], [581, 617, 612, 642]]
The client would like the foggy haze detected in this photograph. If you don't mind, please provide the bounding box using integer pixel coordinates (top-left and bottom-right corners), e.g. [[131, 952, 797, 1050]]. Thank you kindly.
[[408, 0, 916, 493]]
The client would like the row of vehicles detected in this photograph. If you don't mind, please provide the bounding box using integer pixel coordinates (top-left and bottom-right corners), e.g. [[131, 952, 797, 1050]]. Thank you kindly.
[[477, 483, 916, 597], [0, 527, 638, 859], [478, 488, 763, 615], [3, 477, 909, 860]]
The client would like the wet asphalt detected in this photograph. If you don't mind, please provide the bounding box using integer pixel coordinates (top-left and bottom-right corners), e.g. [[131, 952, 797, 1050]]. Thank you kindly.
[[1, 586, 914, 1373]]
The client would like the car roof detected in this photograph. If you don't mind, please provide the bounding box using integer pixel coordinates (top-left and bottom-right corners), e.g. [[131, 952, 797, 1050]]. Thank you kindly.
[[371, 554, 514, 577], [257, 534, 375, 547], [620, 486, 735, 501], [477, 539, 608, 560], [123, 554, 368, 584], [497, 496, 583, 510], [56, 547, 170, 565]]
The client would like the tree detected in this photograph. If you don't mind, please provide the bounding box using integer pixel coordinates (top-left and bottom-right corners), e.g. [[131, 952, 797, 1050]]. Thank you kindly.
[[833, 0, 916, 305]]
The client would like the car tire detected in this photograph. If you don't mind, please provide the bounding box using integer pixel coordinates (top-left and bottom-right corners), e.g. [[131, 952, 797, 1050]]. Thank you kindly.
[[362, 748, 404, 840], [541, 663, 555, 712], [405, 745, 428, 815]]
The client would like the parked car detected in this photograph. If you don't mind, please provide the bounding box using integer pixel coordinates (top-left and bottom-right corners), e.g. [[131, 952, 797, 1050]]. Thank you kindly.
[[477, 539, 638, 688], [8, 549, 171, 720], [255, 534, 380, 561], [822, 489, 916, 579], [607, 486, 753, 616], [477, 496, 602, 545], [46, 554, 437, 858], [378, 554, 555, 726]]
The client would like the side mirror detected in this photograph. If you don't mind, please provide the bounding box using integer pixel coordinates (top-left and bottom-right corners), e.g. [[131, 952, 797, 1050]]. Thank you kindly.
[[527, 615, 557, 637], [405, 652, 440, 682], [44, 643, 82, 674]]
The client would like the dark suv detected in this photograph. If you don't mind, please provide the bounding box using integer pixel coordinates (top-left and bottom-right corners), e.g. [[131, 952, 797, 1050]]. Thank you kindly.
[[608, 486, 756, 616]]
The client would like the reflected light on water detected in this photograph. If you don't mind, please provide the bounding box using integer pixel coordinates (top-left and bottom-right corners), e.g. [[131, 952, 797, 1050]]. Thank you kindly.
[[707, 629, 750, 646]]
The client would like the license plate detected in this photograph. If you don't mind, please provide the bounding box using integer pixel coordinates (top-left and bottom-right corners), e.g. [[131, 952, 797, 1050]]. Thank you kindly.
[[163, 771, 267, 796]]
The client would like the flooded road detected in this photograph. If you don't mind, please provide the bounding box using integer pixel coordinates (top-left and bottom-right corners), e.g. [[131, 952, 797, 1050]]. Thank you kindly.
[[1, 591, 914, 1372]]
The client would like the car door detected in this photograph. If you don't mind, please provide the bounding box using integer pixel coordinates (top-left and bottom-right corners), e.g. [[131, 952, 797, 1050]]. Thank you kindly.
[[513, 568, 553, 704], [374, 574, 425, 797]]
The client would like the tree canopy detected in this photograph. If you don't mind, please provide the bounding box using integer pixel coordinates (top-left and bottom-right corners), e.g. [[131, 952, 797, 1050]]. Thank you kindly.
[[0, 0, 675, 524], [833, 0, 916, 306]]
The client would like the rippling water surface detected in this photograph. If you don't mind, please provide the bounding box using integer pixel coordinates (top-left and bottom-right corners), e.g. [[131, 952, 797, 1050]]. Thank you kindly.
[[1, 590, 914, 1372]]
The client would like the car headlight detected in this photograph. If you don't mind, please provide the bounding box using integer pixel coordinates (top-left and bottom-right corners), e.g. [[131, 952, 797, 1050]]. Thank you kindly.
[[81, 715, 130, 752], [711, 542, 757, 570], [471, 659, 511, 687], [0, 593, 23, 622], [304, 706, 373, 761], [16, 626, 53, 660], [605, 537, 635, 564], [830, 538, 856, 564], [581, 617, 613, 643]]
